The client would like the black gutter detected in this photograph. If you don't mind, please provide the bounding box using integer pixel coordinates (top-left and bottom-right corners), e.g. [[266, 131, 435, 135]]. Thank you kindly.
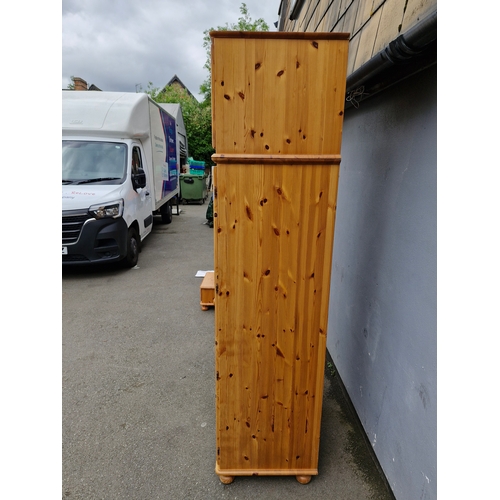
[[345, 10, 437, 109]]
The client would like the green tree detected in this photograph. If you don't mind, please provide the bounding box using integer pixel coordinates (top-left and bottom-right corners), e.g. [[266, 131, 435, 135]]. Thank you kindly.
[[200, 2, 269, 103], [146, 83, 214, 166]]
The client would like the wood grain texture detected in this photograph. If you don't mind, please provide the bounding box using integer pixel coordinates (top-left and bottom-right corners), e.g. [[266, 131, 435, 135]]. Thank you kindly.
[[214, 162, 339, 474], [211, 35, 349, 157], [211, 33, 348, 479]]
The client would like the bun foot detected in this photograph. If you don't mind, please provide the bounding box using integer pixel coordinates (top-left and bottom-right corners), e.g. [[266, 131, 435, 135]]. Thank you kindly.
[[296, 475, 312, 484], [201, 305, 209, 311], [218, 475, 234, 484]]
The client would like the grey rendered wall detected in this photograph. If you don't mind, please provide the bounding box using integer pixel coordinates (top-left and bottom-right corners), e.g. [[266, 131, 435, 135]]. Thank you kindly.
[[327, 65, 437, 500]]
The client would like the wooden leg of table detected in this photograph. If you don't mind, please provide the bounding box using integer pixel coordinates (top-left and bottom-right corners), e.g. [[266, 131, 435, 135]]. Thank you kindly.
[[218, 475, 234, 484], [296, 475, 312, 484]]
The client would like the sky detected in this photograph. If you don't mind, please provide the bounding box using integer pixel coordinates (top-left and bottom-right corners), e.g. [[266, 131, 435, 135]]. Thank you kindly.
[[62, 0, 281, 100]]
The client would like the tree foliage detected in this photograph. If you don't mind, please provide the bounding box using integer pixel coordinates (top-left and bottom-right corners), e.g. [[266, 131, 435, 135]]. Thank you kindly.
[[200, 3, 269, 103]]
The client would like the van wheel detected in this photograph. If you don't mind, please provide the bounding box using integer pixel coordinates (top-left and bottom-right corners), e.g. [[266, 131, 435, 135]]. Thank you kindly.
[[160, 202, 172, 224], [123, 227, 139, 268]]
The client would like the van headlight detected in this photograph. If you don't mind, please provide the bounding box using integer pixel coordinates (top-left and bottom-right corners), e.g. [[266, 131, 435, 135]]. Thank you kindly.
[[89, 199, 124, 219]]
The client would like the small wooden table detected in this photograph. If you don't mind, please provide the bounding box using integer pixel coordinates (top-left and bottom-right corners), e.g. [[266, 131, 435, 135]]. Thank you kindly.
[[200, 271, 215, 310]]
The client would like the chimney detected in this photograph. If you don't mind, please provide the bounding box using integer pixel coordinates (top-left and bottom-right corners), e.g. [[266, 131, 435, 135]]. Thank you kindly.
[[73, 77, 88, 91]]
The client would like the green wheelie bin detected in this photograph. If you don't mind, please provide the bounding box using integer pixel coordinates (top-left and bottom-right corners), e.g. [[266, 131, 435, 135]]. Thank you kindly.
[[179, 173, 208, 204]]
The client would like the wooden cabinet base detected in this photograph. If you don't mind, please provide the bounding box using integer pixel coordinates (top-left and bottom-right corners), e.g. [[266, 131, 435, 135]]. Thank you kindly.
[[217, 474, 311, 485], [218, 475, 235, 484], [296, 475, 312, 484], [216, 464, 316, 484]]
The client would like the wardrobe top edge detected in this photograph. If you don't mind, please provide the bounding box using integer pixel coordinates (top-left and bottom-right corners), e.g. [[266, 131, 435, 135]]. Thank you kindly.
[[209, 31, 350, 41]]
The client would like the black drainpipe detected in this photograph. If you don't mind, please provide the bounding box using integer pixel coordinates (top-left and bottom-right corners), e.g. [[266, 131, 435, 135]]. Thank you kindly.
[[345, 10, 437, 108]]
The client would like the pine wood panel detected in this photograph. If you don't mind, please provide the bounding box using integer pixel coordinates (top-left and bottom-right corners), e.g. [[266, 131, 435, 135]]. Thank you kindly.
[[211, 33, 349, 157], [211, 32, 348, 480], [214, 161, 340, 475]]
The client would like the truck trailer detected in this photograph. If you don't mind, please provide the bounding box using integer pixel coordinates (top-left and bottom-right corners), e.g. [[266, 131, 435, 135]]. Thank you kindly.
[[62, 91, 188, 267]]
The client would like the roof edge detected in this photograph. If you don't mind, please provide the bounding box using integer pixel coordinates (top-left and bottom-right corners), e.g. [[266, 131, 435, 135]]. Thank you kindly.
[[345, 10, 437, 108]]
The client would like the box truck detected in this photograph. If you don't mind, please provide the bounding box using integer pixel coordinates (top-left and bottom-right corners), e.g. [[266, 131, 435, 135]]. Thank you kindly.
[[62, 91, 188, 267]]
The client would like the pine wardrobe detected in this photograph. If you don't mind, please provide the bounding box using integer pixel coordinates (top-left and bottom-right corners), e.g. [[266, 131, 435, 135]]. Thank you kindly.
[[210, 31, 349, 484]]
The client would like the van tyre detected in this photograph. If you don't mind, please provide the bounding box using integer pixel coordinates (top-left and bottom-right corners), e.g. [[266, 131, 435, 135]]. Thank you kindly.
[[123, 227, 139, 268], [160, 202, 172, 224]]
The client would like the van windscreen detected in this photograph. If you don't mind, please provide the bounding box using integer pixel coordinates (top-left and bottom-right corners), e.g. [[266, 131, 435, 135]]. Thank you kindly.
[[62, 141, 127, 185]]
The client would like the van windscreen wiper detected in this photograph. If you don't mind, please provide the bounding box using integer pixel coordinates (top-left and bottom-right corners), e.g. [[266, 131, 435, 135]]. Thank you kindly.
[[75, 177, 122, 185]]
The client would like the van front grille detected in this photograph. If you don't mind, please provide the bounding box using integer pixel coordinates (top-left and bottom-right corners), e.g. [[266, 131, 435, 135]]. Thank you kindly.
[[62, 212, 91, 245]]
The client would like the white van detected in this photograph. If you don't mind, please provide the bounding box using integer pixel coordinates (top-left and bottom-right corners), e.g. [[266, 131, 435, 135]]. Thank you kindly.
[[62, 91, 187, 267]]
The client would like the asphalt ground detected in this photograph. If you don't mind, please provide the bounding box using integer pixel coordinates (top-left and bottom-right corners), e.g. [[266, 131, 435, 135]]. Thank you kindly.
[[62, 200, 395, 500]]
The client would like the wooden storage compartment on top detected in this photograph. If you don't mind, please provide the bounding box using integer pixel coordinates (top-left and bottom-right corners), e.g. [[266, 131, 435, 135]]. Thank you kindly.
[[211, 31, 349, 484], [200, 271, 215, 310]]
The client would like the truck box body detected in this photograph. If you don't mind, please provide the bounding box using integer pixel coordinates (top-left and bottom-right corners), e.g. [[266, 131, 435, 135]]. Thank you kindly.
[[62, 91, 186, 266], [158, 103, 188, 174]]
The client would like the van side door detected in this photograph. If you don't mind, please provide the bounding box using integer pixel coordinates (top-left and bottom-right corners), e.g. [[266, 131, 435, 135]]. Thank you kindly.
[[129, 144, 153, 238]]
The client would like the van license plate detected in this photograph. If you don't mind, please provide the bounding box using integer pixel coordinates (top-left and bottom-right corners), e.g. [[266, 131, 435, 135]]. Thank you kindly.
[[62, 247, 68, 255]]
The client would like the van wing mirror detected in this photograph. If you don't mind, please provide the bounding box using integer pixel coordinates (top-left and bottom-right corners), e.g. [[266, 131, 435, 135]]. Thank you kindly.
[[132, 168, 146, 190]]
